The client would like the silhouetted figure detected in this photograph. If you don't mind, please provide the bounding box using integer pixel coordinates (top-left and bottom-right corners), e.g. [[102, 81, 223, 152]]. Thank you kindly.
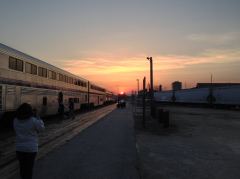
[[14, 103, 45, 179], [58, 102, 65, 119], [68, 99, 75, 119]]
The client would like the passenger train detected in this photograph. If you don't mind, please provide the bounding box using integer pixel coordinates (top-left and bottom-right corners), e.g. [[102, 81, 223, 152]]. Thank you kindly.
[[0, 43, 114, 125]]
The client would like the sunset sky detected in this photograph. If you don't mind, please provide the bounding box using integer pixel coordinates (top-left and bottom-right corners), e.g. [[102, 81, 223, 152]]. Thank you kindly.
[[1, 0, 240, 94]]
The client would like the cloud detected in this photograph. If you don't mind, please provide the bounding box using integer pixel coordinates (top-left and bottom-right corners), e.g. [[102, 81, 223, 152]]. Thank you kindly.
[[187, 32, 240, 44], [62, 48, 240, 76], [59, 48, 240, 93]]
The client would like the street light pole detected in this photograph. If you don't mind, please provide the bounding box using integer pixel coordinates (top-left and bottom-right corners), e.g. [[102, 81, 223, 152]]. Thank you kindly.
[[147, 56, 154, 116]]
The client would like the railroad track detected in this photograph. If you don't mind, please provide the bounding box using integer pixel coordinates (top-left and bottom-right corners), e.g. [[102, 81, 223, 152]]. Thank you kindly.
[[0, 104, 116, 179]]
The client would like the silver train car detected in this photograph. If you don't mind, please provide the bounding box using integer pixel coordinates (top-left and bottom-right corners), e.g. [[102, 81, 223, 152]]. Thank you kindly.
[[154, 86, 240, 107], [0, 43, 114, 122]]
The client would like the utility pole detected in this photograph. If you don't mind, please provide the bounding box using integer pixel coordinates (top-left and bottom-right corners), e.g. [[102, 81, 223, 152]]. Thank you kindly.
[[136, 79, 139, 95], [210, 73, 213, 105], [147, 56, 154, 116], [207, 73, 215, 105], [211, 73, 213, 84], [142, 76, 146, 128]]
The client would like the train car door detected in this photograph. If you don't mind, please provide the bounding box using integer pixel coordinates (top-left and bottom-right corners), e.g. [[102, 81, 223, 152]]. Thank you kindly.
[[5, 85, 17, 111], [58, 91, 63, 112], [57, 91, 64, 115], [58, 92, 63, 104]]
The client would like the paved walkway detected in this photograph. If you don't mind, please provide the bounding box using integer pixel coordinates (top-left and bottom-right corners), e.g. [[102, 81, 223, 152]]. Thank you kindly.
[[32, 105, 139, 179]]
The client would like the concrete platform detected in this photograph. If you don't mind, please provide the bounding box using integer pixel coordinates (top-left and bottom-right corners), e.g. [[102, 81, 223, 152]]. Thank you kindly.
[[13, 104, 140, 179]]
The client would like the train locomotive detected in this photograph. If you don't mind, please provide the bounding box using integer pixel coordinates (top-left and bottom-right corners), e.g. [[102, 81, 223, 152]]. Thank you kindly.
[[0, 43, 114, 125]]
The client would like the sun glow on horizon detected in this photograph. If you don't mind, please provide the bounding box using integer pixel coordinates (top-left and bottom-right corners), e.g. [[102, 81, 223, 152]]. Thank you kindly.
[[61, 48, 240, 94]]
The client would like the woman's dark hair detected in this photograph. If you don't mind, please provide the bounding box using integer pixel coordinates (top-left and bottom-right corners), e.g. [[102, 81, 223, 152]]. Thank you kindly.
[[16, 103, 33, 120]]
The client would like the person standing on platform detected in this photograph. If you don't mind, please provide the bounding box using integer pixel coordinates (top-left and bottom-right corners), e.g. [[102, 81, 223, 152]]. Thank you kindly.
[[58, 101, 65, 119], [68, 98, 75, 119], [14, 103, 45, 179]]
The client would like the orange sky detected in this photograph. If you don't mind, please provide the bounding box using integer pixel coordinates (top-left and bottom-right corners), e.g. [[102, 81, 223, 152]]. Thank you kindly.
[[61, 48, 240, 94]]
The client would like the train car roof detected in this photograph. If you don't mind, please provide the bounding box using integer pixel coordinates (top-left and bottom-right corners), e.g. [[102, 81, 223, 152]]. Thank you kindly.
[[0, 43, 88, 82]]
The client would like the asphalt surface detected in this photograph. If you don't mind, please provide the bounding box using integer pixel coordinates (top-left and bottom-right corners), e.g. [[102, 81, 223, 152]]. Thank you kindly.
[[135, 106, 240, 179], [32, 105, 140, 179]]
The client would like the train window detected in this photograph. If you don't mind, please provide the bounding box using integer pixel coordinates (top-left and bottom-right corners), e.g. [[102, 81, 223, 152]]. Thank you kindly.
[[43, 68, 47, 77], [68, 77, 73, 84], [59, 74, 64, 81], [64, 75, 68, 83], [16, 59, 23, 71], [38, 67, 43, 77], [38, 67, 47, 78], [74, 79, 87, 87], [49, 70, 56, 80], [52, 71, 56, 79], [26, 62, 37, 75], [90, 85, 105, 92], [74, 79, 78, 85], [43, 97, 47, 106], [32, 64, 37, 75], [75, 80, 87, 87], [9, 57, 15, 69], [9, 56, 23, 72]]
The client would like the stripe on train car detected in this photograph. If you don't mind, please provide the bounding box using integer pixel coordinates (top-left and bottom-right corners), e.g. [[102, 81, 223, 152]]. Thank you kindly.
[[0, 76, 105, 96]]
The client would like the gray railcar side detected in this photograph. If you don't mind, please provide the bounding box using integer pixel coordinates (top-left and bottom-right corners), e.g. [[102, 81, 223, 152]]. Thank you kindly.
[[154, 86, 240, 106]]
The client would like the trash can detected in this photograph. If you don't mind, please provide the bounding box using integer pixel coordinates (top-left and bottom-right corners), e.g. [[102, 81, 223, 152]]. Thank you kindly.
[[158, 108, 164, 123], [158, 108, 170, 128], [163, 110, 169, 128]]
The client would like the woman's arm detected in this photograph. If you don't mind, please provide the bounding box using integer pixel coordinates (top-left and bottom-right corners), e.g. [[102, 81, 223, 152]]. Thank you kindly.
[[33, 117, 45, 132]]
